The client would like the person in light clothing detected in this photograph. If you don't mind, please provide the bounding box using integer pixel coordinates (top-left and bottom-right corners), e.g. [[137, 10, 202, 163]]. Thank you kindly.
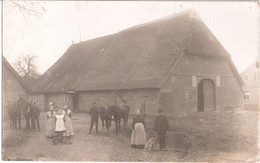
[[63, 105, 74, 138], [55, 108, 66, 143], [131, 109, 146, 149], [46, 102, 57, 138]]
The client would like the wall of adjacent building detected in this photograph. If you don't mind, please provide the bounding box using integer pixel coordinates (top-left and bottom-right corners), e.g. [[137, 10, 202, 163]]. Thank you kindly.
[[2, 63, 27, 117], [240, 61, 260, 111]]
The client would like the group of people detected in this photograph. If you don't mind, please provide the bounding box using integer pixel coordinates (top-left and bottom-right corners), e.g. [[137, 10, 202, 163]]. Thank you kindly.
[[45, 101, 169, 150], [131, 108, 169, 151], [45, 102, 74, 144]]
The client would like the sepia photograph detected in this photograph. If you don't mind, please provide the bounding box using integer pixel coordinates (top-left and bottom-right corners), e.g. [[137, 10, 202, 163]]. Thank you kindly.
[[2, 1, 260, 162]]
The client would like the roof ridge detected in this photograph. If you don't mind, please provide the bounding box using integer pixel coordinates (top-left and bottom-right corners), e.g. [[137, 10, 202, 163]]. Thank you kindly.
[[121, 9, 195, 32], [2, 56, 29, 91]]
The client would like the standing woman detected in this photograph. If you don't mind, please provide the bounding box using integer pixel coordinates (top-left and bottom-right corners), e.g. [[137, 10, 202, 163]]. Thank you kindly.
[[131, 109, 146, 149], [46, 102, 57, 138], [63, 105, 74, 138], [55, 108, 66, 143]]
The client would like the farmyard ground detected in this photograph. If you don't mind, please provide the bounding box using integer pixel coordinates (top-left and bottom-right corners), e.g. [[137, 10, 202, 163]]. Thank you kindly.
[[2, 110, 259, 161]]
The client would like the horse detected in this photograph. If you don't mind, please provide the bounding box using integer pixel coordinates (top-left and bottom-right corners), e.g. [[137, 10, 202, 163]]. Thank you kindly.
[[121, 104, 130, 126], [107, 104, 130, 134], [107, 105, 122, 134], [7, 101, 21, 129], [98, 106, 113, 133], [7, 98, 34, 130]]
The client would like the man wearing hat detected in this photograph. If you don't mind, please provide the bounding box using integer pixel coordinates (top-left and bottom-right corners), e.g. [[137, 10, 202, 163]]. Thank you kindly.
[[154, 109, 169, 151], [89, 102, 99, 134]]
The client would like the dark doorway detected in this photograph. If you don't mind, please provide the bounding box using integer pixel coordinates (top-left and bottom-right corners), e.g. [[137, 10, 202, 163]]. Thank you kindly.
[[198, 79, 216, 112], [72, 93, 79, 111]]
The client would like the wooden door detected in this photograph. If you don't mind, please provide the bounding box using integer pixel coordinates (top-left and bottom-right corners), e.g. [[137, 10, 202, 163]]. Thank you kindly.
[[198, 79, 215, 112]]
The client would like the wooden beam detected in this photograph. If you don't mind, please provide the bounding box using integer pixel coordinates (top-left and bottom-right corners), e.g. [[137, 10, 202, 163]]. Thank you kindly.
[[157, 51, 184, 88]]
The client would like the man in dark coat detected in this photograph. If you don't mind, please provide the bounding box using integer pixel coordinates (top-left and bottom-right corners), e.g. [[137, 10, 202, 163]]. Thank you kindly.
[[30, 103, 40, 131], [89, 102, 99, 134], [154, 109, 169, 151]]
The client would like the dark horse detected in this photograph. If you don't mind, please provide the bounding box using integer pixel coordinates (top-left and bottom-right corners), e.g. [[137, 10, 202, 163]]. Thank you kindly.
[[107, 104, 130, 134], [7, 101, 22, 129], [8, 98, 38, 130], [98, 106, 113, 133], [121, 104, 130, 126]]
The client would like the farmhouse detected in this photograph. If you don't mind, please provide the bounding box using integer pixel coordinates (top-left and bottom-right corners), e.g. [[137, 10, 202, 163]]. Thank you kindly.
[[2, 57, 28, 115], [240, 59, 260, 111], [31, 10, 244, 115]]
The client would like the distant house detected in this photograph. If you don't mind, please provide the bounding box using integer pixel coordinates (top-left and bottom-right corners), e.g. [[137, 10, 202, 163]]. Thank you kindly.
[[240, 59, 260, 111], [31, 10, 244, 115], [2, 57, 28, 115]]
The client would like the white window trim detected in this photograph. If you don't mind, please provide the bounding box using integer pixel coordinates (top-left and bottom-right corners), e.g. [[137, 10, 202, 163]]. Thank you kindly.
[[216, 76, 220, 87], [192, 76, 196, 87]]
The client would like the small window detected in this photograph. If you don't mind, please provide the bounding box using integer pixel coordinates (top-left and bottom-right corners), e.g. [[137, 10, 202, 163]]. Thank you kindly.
[[243, 90, 250, 101], [32, 94, 40, 103], [64, 94, 68, 101], [61, 94, 67, 102], [56, 94, 60, 102]]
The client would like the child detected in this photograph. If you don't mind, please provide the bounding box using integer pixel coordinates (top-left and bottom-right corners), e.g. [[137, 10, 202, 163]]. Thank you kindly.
[[54, 108, 66, 145]]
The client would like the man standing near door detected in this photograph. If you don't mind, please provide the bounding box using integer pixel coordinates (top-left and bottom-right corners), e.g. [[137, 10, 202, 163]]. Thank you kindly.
[[154, 109, 169, 151]]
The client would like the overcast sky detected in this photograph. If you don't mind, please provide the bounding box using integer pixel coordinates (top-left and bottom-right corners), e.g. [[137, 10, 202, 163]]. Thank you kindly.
[[3, 1, 260, 74]]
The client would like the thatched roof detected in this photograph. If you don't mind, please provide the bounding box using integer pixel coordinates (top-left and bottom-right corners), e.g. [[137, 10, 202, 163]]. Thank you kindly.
[[2, 57, 29, 91], [32, 10, 242, 93]]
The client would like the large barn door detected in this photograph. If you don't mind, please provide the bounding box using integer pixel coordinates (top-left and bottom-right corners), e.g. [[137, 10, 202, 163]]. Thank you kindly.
[[198, 79, 215, 112]]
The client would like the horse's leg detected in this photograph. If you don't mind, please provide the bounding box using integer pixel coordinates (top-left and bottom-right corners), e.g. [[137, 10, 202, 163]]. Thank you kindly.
[[25, 117, 28, 130], [14, 117, 17, 129], [10, 117, 13, 128], [124, 117, 126, 126], [31, 117, 36, 131], [105, 118, 108, 132], [115, 121, 118, 135], [18, 116, 21, 129], [119, 120, 121, 133], [101, 118, 105, 133], [36, 117, 40, 131]]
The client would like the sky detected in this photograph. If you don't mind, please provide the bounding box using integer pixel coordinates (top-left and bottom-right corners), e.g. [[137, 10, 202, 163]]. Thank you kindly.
[[3, 1, 260, 74]]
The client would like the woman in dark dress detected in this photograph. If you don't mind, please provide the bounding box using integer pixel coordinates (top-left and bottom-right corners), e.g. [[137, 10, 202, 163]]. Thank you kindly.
[[131, 109, 146, 149]]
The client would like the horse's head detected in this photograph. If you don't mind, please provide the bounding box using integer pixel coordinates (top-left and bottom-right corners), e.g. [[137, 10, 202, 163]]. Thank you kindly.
[[17, 98, 31, 113]]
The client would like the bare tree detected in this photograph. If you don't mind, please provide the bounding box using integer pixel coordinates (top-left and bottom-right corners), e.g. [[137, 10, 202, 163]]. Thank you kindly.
[[15, 55, 40, 79], [4, 0, 46, 18]]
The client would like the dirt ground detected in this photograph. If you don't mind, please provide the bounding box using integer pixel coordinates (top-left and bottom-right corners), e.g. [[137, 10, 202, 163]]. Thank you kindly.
[[2, 109, 259, 162]]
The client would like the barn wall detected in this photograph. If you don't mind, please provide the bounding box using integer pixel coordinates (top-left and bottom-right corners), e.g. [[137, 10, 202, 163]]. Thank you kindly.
[[161, 53, 243, 115], [28, 94, 46, 112], [45, 93, 73, 111], [118, 89, 159, 115], [78, 91, 116, 112], [2, 64, 27, 117], [78, 89, 160, 115]]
